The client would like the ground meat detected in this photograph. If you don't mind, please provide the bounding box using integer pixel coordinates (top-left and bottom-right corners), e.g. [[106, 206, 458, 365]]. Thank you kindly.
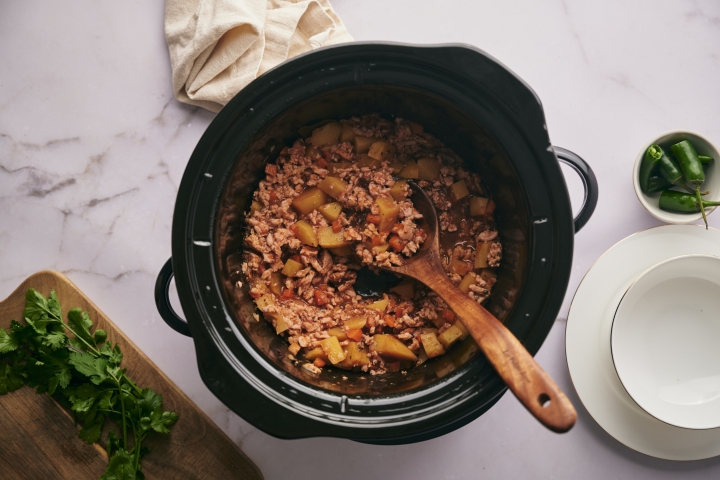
[[238, 114, 502, 375]]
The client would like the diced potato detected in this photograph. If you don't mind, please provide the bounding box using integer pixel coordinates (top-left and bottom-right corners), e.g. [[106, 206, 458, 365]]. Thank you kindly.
[[275, 315, 289, 334], [344, 317, 367, 330], [304, 346, 327, 361], [318, 226, 350, 248], [390, 278, 415, 298], [454, 320, 469, 340], [389, 161, 405, 175], [320, 336, 346, 364], [341, 342, 371, 368], [292, 187, 328, 215], [305, 144, 319, 158], [419, 332, 446, 358], [367, 297, 389, 313], [375, 197, 400, 232], [452, 340, 479, 367], [469, 196, 490, 216], [449, 258, 470, 276], [458, 273, 476, 293], [389, 179, 408, 201], [250, 200, 262, 213], [356, 154, 382, 169], [408, 122, 424, 135], [255, 293, 275, 312], [373, 244, 390, 253], [475, 242, 491, 269], [282, 258, 304, 277], [434, 357, 456, 378], [328, 327, 348, 342], [417, 157, 441, 181], [398, 162, 419, 179], [373, 334, 418, 361], [330, 245, 354, 256], [318, 176, 348, 199], [438, 325, 463, 349], [293, 220, 318, 247], [479, 268, 497, 283], [368, 141, 397, 161], [269, 272, 283, 295], [353, 135, 378, 153], [310, 122, 342, 146], [328, 162, 351, 175], [449, 180, 470, 202], [318, 202, 343, 221], [288, 343, 301, 355], [340, 122, 356, 142]]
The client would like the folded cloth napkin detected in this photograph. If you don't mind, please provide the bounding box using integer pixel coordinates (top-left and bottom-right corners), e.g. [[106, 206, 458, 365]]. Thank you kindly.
[[165, 0, 353, 112]]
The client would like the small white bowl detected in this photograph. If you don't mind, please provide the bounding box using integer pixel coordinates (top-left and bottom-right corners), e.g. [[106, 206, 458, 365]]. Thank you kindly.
[[633, 130, 720, 224], [611, 254, 720, 430]]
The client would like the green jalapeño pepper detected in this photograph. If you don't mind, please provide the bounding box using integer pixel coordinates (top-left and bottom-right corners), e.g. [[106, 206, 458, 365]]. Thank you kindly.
[[646, 175, 672, 193], [640, 145, 663, 193], [671, 140, 708, 228], [659, 190, 720, 213], [699, 154, 714, 164], [650, 145, 684, 186]]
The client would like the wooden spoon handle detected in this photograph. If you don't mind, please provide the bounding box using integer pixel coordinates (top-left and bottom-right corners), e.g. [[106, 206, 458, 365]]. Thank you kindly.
[[426, 274, 577, 433]]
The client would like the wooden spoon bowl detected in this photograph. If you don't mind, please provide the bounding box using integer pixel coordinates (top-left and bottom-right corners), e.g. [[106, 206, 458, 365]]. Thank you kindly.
[[382, 183, 577, 433]]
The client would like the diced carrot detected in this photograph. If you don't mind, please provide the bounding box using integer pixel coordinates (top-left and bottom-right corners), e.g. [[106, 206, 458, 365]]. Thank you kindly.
[[268, 191, 278, 204], [281, 288, 294, 299], [291, 254, 302, 262], [395, 306, 404, 317], [332, 219, 342, 233], [316, 284, 328, 291], [313, 358, 326, 368], [384, 315, 395, 328], [442, 309, 455, 322], [388, 235, 406, 252], [371, 234, 386, 247], [366, 213, 381, 224], [316, 158, 328, 168], [290, 224, 299, 236], [347, 329, 363, 342], [314, 289, 329, 306]]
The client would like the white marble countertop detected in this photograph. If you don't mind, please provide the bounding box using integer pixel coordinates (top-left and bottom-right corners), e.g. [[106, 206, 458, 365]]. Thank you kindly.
[[2, 1, 720, 478]]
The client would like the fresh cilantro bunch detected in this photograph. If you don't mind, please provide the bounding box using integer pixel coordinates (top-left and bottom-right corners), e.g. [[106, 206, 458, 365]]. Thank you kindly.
[[0, 289, 178, 480]]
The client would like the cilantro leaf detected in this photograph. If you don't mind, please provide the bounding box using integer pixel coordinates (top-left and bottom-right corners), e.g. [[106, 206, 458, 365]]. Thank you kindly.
[[99, 342, 123, 366], [105, 430, 121, 456], [42, 331, 67, 350], [47, 367, 72, 395], [100, 449, 137, 480], [47, 290, 62, 320], [79, 412, 105, 444], [0, 358, 26, 394], [136, 388, 162, 416], [149, 408, 178, 434], [23, 289, 60, 334], [67, 308, 95, 347], [69, 351, 108, 385], [0, 329, 18, 353]]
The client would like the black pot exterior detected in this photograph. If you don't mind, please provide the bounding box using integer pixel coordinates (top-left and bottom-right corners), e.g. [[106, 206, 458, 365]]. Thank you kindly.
[[170, 43, 581, 444]]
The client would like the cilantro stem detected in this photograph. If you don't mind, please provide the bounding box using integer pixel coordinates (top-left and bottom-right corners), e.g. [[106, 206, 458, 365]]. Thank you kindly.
[[118, 384, 128, 449]]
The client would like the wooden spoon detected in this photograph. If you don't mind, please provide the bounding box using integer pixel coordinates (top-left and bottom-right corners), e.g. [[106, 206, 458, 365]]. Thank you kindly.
[[382, 183, 577, 433]]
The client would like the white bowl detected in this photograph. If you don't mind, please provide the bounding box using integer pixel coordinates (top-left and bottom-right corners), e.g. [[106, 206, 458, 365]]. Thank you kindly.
[[633, 130, 720, 224], [611, 254, 720, 430]]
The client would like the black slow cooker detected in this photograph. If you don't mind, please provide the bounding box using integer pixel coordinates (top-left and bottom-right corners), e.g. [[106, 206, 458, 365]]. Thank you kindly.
[[154, 43, 597, 444]]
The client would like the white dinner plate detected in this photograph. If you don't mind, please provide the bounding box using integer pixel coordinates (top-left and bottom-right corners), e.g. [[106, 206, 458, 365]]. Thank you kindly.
[[566, 225, 720, 460]]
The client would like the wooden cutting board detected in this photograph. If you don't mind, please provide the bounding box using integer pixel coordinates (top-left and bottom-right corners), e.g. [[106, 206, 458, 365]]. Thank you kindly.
[[0, 271, 263, 480]]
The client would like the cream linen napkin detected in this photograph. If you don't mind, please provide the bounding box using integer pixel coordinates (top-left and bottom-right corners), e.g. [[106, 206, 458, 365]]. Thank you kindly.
[[165, 0, 354, 112]]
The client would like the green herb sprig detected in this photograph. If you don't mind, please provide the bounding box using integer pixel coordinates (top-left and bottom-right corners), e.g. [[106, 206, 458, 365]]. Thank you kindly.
[[0, 289, 178, 480]]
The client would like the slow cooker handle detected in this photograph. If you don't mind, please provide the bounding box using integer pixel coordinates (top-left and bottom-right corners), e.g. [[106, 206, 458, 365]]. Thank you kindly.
[[552, 147, 598, 233], [154, 258, 193, 337]]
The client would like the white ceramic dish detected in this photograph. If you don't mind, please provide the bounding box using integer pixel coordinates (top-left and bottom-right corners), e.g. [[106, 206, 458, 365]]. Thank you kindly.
[[566, 225, 720, 461], [632, 130, 720, 224], [612, 255, 720, 430]]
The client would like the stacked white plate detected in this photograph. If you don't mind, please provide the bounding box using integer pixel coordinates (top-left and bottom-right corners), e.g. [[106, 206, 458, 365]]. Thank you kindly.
[[566, 224, 720, 460]]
